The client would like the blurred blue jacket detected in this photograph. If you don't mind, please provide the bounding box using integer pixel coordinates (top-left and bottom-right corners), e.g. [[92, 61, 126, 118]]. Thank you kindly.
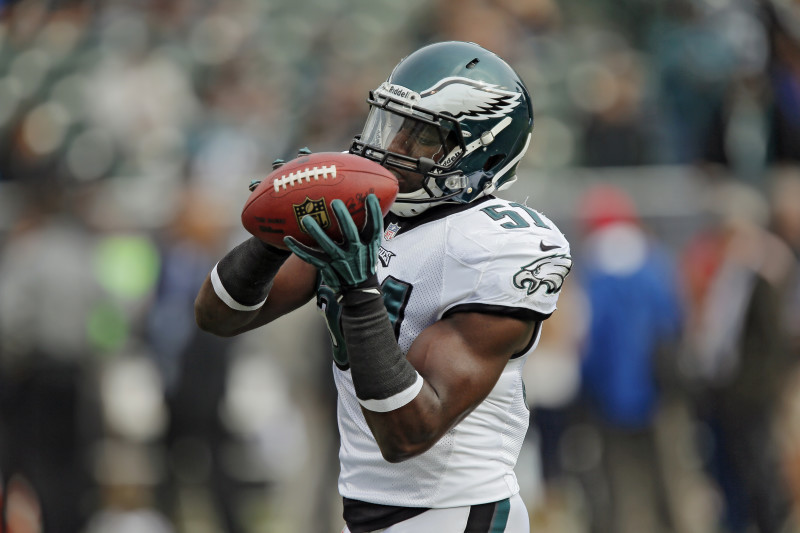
[[579, 224, 683, 429]]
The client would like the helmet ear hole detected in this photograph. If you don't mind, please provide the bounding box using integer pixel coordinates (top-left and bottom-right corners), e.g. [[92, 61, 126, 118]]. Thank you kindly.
[[483, 154, 505, 172]]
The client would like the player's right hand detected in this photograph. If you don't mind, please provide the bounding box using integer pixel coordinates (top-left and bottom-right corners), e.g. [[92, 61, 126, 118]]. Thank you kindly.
[[284, 194, 383, 292]]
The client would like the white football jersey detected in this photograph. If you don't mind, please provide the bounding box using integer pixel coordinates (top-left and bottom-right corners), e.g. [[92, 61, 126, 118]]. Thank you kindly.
[[315, 196, 571, 508]]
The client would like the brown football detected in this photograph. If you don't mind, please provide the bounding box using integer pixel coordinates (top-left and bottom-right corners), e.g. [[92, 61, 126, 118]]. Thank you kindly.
[[242, 152, 399, 250]]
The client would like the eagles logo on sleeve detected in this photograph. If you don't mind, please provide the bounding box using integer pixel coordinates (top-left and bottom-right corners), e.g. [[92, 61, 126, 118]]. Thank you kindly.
[[513, 254, 572, 295]]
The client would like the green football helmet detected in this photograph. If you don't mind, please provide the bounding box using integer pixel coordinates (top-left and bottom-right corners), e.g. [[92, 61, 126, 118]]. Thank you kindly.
[[349, 41, 534, 216]]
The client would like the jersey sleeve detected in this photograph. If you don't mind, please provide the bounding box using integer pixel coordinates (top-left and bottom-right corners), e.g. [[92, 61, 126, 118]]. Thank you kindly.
[[439, 202, 572, 321]]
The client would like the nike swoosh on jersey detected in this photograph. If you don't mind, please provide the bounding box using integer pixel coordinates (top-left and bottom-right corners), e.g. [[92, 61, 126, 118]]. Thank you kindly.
[[540, 241, 560, 252]]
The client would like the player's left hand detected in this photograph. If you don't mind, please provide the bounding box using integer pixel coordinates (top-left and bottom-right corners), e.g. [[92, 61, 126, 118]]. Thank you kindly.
[[284, 194, 383, 292]]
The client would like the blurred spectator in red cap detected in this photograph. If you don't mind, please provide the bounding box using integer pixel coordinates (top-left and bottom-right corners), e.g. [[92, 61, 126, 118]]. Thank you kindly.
[[567, 183, 684, 533], [578, 182, 640, 233]]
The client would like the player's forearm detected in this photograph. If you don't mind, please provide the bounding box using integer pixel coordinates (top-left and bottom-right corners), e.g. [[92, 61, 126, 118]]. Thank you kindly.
[[195, 237, 290, 336], [360, 384, 458, 462], [194, 276, 264, 336], [340, 281, 440, 462]]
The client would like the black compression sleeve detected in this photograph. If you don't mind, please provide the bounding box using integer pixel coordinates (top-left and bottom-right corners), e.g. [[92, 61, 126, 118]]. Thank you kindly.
[[214, 237, 290, 308], [340, 276, 421, 411]]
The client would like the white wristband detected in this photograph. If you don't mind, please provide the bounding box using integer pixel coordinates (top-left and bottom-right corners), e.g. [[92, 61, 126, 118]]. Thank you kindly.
[[211, 263, 268, 311], [358, 372, 424, 413]]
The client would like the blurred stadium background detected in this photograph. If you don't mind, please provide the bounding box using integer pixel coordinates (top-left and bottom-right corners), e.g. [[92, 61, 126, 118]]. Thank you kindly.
[[1, 0, 800, 532]]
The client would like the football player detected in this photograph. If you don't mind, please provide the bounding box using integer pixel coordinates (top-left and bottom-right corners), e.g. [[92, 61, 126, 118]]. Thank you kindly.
[[195, 41, 572, 533]]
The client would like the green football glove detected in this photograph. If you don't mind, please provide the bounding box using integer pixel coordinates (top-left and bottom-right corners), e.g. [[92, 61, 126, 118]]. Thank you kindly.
[[284, 194, 383, 292]]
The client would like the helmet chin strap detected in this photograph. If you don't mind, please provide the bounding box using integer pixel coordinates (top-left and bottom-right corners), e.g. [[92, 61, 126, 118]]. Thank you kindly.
[[390, 188, 439, 217], [389, 158, 462, 217], [390, 173, 473, 216]]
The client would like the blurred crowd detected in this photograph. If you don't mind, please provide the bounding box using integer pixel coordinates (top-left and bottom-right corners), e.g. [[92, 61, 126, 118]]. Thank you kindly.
[[1, 0, 800, 532]]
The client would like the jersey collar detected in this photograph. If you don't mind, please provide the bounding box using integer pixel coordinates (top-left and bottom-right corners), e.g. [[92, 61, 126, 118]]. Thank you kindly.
[[383, 196, 496, 238]]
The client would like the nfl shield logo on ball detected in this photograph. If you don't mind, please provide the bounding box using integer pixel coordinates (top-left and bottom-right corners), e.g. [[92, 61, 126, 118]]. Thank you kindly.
[[293, 197, 330, 232]]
